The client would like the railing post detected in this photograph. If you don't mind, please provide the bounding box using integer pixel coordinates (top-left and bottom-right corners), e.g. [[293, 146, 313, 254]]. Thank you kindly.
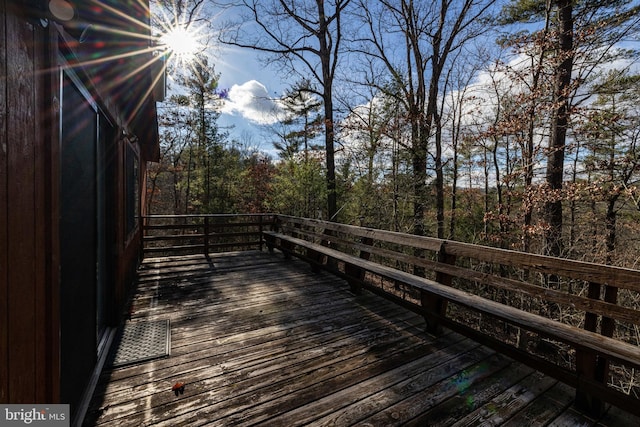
[[141, 215, 147, 259], [575, 281, 618, 417], [421, 241, 455, 335], [258, 215, 263, 251], [204, 216, 209, 256], [280, 218, 294, 260], [305, 222, 323, 272], [264, 215, 279, 253], [345, 235, 373, 294]]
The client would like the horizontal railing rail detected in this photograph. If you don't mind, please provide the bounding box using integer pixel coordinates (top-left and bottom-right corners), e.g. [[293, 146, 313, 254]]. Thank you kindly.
[[142, 214, 274, 257], [264, 214, 640, 418]]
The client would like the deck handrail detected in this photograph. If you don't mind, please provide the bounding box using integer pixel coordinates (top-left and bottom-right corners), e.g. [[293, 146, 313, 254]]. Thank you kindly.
[[141, 213, 274, 256], [142, 213, 640, 417], [264, 214, 640, 417]]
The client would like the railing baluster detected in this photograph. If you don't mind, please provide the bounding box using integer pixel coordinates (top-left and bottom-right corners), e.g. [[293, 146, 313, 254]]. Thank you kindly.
[[576, 282, 602, 415], [421, 241, 455, 335], [204, 216, 210, 256], [345, 235, 373, 295], [575, 281, 619, 417], [258, 215, 263, 251]]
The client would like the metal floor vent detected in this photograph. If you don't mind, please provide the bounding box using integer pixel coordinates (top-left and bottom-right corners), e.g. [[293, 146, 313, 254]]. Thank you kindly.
[[110, 319, 170, 367]]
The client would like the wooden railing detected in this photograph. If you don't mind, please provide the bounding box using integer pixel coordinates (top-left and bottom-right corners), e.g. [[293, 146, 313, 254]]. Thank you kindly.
[[142, 214, 273, 257], [264, 215, 640, 417], [141, 213, 640, 416]]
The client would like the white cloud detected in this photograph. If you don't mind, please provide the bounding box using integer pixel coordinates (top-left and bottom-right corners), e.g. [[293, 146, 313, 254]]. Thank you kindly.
[[221, 80, 284, 125]]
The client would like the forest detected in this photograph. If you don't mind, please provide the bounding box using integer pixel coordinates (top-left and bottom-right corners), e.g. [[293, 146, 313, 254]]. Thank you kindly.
[[146, 0, 640, 269]]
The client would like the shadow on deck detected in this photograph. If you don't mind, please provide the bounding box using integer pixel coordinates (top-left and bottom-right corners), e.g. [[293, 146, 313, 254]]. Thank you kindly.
[[84, 250, 639, 426]]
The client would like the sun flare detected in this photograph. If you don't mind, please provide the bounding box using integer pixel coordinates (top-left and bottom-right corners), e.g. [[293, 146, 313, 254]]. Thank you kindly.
[[160, 24, 202, 64]]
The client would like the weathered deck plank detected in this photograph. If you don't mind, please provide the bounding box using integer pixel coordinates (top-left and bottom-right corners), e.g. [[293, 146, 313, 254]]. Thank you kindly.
[[280, 347, 499, 427], [399, 362, 537, 427], [84, 251, 640, 426]]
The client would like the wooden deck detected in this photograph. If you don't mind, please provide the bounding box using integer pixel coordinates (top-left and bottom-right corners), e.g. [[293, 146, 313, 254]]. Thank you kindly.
[[84, 250, 640, 426]]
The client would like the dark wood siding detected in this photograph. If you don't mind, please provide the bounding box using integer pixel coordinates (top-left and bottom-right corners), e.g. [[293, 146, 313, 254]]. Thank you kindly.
[[0, 0, 157, 413], [6, 6, 38, 404], [0, 3, 60, 404], [0, 0, 8, 405], [43, 19, 61, 404]]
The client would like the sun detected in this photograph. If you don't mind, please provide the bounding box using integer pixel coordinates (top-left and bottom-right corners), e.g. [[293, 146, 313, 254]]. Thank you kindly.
[[160, 24, 202, 64]]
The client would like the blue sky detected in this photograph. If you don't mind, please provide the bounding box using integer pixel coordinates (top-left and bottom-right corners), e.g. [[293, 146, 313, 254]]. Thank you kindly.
[[155, 0, 289, 153], [213, 46, 287, 151], [169, 0, 640, 156]]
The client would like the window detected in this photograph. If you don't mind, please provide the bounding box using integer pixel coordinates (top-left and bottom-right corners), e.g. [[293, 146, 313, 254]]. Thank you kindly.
[[125, 140, 139, 238]]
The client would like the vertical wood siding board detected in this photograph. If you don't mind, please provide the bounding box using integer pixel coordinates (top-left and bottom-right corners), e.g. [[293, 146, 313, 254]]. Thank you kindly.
[[7, 14, 36, 403], [0, 0, 9, 405], [34, 21, 60, 403], [46, 24, 61, 403], [34, 19, 46, 403]]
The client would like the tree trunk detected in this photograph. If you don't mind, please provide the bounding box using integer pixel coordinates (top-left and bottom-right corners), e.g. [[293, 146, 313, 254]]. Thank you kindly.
[[412, 119, 427, 239], [605, 197, 618, 265], [323, 89, 338, 221], [544, 0, 573, 257], [318, 1, 338, 221], [449, 134, 459, 240], [184, 148, 192, 214], [434, 109, 445, 239]]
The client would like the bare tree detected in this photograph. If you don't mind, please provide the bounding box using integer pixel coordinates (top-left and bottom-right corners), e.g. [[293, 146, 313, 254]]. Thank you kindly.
[[340, 86, 398, 226], [441, 46, 485, 241], [352, 0, 496, 238], [221, 0, 352, 221]]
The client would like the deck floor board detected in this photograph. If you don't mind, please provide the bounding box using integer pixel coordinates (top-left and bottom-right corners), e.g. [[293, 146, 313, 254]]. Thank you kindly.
[[84, 251, 639, 426]]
